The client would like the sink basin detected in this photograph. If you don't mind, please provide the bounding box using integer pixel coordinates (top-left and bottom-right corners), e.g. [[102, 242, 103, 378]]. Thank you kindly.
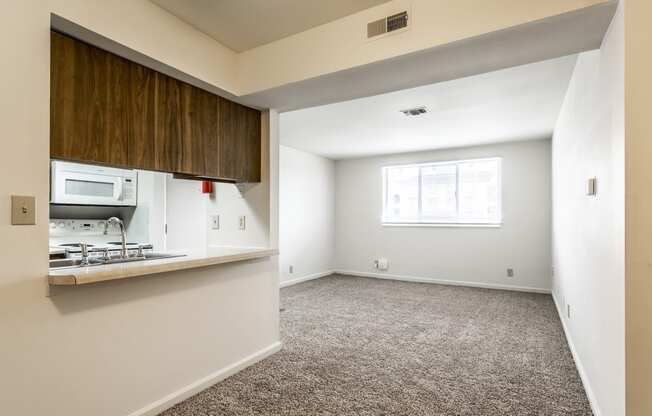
[[49, 253, 186, 270]]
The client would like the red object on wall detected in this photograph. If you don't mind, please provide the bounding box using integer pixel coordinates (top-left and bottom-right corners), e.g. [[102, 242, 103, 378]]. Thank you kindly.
[[201, 181, 213, 194]]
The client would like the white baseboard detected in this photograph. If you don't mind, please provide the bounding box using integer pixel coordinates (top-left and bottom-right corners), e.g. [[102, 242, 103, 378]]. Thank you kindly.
[[334, 270, 551, 294], [552, 293, 601, 416], [127, 341, 282, 416], [280, 270, 333, 288]]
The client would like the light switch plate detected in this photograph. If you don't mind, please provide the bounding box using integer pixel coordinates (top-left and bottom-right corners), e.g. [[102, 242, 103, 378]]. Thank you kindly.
[[11, 195, 36, 225], [238, 215, 246, 230], [587, 177, 597, 196]]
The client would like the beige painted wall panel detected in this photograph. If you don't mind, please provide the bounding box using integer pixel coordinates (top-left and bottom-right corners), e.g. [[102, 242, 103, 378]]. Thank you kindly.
[[0, 2, 278, 415], [237, 0, 611, 94], [625, 0, 652, 414]]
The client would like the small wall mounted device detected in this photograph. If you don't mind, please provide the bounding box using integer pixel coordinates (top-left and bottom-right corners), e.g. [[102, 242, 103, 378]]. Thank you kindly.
[[587, 177, 597, 196]]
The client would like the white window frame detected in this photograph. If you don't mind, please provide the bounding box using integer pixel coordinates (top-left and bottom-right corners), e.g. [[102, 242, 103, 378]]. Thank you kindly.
[[382, 157, 502, 227]]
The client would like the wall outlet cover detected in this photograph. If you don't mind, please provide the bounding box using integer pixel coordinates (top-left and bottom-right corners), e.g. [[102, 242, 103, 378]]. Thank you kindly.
[[11, 195, 36, 225], [210, 214, 220, 230], [375, 258, 389, 271]]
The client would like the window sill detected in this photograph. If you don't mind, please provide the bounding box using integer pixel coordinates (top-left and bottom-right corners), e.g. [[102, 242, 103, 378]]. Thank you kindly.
[[381, 222, 502, 228]]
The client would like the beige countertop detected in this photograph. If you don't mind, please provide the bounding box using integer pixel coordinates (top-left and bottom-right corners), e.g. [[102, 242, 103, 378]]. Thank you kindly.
[[49, 246, 67, 255], [48, 246, 278, 286]]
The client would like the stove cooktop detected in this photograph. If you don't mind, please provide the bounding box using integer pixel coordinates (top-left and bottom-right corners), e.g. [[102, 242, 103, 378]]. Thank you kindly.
[[53, 242, 154, 253]]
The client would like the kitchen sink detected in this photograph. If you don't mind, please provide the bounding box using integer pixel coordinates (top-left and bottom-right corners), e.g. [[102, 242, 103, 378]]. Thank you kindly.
[[49, 253, 186, 270]]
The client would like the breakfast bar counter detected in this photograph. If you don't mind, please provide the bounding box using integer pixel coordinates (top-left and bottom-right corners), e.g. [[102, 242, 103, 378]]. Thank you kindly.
[[48, 246, 278, 286]]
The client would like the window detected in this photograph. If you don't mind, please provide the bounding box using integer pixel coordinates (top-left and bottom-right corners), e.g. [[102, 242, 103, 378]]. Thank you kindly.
[[382, 158, 501, 225]]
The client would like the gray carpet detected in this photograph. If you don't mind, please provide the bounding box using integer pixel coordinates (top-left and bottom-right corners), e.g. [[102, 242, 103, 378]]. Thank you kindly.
[[162, 275, 592, 415]]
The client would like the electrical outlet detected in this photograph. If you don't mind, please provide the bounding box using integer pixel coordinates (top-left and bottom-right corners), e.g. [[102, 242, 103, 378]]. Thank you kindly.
[[289, 265, 294, 274], [374, 258, 389, 271], [567, 304, 571, 319], [210, 214, 220, 230], [238, 215, 246, 230], [507, 268, 515, 277]]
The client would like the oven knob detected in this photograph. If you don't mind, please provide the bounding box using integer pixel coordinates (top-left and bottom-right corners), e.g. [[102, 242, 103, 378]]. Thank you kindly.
[[49, 222, 56, 229], [57, 221, 65, 228]]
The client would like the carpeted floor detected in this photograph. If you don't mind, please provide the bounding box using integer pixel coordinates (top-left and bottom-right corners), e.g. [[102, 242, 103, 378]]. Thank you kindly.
[[162, 274, 592, 416]]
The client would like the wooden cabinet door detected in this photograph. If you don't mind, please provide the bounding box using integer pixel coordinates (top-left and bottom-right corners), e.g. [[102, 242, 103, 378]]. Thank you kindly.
[[240, 105, 261, 182], [154, 79, 219, 176], [218, 98, 261, 182], [50, 31, 130, 166], [217, 97, 239, 180], [129, 63, 156, 170], [184, 85, 219, 177], [154, 73, 189, 174]]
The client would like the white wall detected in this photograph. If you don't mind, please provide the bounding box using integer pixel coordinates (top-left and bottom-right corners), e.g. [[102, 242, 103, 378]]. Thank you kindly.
[[165, 177, 272, 252], [127, 170, 167, 251], [551, 3, 624, 415], [335, 139, 551, 292], [165, 175, 208, 252], [279, 146, 335, 285], [0, 3, 279, 416]]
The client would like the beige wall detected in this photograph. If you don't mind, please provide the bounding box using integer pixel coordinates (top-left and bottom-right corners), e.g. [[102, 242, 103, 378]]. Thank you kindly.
[[51, 0, 238, 94], [0, 2, 278, 416], [47, 0, 612, 98], [625, 1, 652, 415], [0, 1, 637, 415], [236, 0, 611, 94]]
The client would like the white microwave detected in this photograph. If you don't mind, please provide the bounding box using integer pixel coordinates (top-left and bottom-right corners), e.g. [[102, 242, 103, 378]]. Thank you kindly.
[[50, 161, 138, 206]]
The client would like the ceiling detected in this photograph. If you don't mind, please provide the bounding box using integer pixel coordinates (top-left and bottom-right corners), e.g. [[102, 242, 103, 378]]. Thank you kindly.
[[280, 54, 578, 160], [150, 0, 392, 52]]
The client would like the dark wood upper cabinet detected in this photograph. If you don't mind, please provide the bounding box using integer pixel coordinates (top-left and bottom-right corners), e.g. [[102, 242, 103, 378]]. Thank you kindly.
[[154, 73, 188, 174], [186, 86, 220, 178], [218, 98, 261, 182], [51, 31, 130, 167], [241, 104, 262, 182], [50, 31, 261, 182], [129, 63, 157, 171]]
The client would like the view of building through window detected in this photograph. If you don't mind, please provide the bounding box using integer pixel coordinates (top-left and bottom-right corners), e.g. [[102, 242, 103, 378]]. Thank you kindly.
[[383, 158, 501, 224]]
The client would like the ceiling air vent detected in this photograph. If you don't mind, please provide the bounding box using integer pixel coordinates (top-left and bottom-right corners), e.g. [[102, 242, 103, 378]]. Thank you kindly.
[[400, 106, 428, 116], [367, 11, 409, 38]]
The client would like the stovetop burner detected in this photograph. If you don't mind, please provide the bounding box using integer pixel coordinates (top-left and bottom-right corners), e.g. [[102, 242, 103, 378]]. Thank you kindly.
[[59, 243, 95, 248]]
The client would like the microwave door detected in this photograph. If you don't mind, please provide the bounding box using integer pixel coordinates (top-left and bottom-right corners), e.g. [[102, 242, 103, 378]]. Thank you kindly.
[[52, 172, 125, 206]]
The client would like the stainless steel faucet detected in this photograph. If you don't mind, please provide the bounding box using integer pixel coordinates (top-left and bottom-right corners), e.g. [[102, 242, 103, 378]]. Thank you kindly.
[[80, 242, 90, 266], [107, 217, 128, 258]]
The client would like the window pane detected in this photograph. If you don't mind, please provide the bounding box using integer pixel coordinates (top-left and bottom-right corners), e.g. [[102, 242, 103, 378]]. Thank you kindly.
[[421, 164, 457, 221], [385, 166, 419, 221], [457, 160, 500, 222]]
